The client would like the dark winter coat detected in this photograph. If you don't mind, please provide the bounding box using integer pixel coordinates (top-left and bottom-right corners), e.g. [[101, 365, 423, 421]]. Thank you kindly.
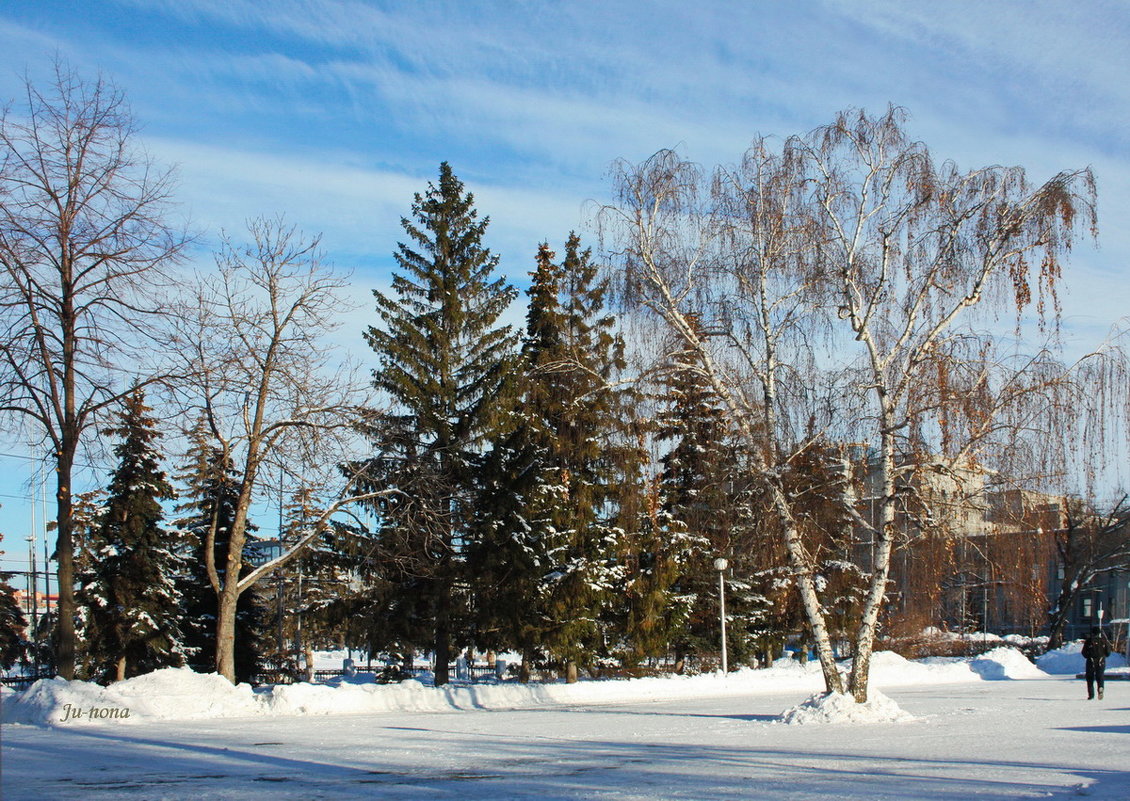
[[1082, 633, 1111, 663]]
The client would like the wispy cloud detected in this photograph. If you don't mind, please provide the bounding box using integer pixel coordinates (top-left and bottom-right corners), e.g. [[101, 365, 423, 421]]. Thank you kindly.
[[146, 137, 590, 283], [4, 0, 1127, 337]]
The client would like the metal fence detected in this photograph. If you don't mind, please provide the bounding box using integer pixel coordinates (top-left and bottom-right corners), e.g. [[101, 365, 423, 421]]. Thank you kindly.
[[0, 673, 54, 691]]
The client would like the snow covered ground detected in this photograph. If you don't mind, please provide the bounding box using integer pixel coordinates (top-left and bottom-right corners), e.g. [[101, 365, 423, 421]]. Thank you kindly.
[[2, 647, 1127, 799]]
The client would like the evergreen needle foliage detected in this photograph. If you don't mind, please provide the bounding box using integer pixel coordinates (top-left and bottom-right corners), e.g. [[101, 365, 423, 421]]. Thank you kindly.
[[471, 235, 632, 681], [77, 389, 184, 683], [359, 163, 518, 685]]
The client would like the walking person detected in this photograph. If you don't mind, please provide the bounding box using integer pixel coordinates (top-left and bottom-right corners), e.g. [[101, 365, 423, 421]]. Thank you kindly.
[[1082, 626, 1112, 700]]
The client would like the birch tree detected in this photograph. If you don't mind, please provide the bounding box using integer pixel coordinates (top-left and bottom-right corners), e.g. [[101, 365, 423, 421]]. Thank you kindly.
[[603, 144, 852, 692], [176, 217, 384, 683], [0, 65, 186, 679], [602, 107, 1096, 701], [798, 109, 1094, 699]]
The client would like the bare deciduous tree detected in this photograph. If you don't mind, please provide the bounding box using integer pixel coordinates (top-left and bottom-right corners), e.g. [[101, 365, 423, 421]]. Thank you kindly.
[[175, 217, 387, 683], [0, 65, 186, 679], [602, 107, 1096, 702], [1046, 495, 1130, 650]]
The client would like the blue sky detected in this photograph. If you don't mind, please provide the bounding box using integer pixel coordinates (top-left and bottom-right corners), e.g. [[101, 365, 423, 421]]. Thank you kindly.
[[2, 0, 1129, 572]]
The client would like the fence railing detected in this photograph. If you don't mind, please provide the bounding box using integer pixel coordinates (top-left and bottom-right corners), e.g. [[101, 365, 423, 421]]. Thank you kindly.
[[0, 673, 54, 691]]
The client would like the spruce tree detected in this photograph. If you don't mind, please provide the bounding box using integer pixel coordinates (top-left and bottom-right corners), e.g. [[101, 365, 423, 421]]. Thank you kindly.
[[174, 419, 267, 682], [470, 242, 563, 677], [77, 388, 184, 682], [653, 341, 776, 669], [615, 467, 704, 669], [0, 532, 27, 670], [361, 163, 518, 686], [472, 235, 629, 682]]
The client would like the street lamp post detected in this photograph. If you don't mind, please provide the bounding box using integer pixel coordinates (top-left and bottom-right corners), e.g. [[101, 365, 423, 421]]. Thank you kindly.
[[714, 557, 728, 675]]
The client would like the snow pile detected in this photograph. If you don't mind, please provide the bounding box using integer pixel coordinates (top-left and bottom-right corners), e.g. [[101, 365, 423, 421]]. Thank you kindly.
[[969, 647, 1046, 680], [114, 667, 261, 718], [917, 628, 1046, 651], [1035, 642, 1128, 675], [864, 648, 1046, 685], [1, 668, 259, 725], [259, 677, 572, 717], [1, 662, 825, 727], [1036, 641, 1084, 674], [779, 689, 915, 725], [869, 650, 975, 684]]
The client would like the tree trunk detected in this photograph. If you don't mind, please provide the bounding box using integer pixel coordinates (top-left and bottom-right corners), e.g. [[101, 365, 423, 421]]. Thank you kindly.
[[565, 660, 578, 684], [55, 450, 77, 680], [850, 545, 894, 702], [849, 435, 898, 703], [848, 615, 879, 702], [433, 600, 450, 687], [215, 580, 240, 681], [116, 655, 127, 682], [214, 486, 253, 683], [1046, 579, 1078, 651], [304, 643, 315, 682], [774, 486, 844, 694]]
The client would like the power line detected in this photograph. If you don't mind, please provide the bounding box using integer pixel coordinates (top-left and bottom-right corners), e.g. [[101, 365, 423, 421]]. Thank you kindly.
[[0, 450, 107, 470]]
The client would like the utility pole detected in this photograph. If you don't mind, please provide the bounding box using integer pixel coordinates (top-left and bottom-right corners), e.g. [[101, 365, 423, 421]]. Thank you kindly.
[[26, 536, 38, 674], [41, 474, 52, 626], [42, 534, 51, 622]]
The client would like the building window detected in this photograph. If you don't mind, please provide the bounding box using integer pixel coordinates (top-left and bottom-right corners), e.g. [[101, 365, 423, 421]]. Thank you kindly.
[[1082, 598, 1092, 618]]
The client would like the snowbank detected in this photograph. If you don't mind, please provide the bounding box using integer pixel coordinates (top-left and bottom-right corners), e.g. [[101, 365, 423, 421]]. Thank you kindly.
[[1, 647, 1050, 728], [1, 668, 260, 725], [854, 648, 1044, 685]]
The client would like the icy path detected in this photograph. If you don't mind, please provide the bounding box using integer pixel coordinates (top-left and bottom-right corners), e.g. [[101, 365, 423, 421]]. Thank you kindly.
[[2, 675, 1126, 800]]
